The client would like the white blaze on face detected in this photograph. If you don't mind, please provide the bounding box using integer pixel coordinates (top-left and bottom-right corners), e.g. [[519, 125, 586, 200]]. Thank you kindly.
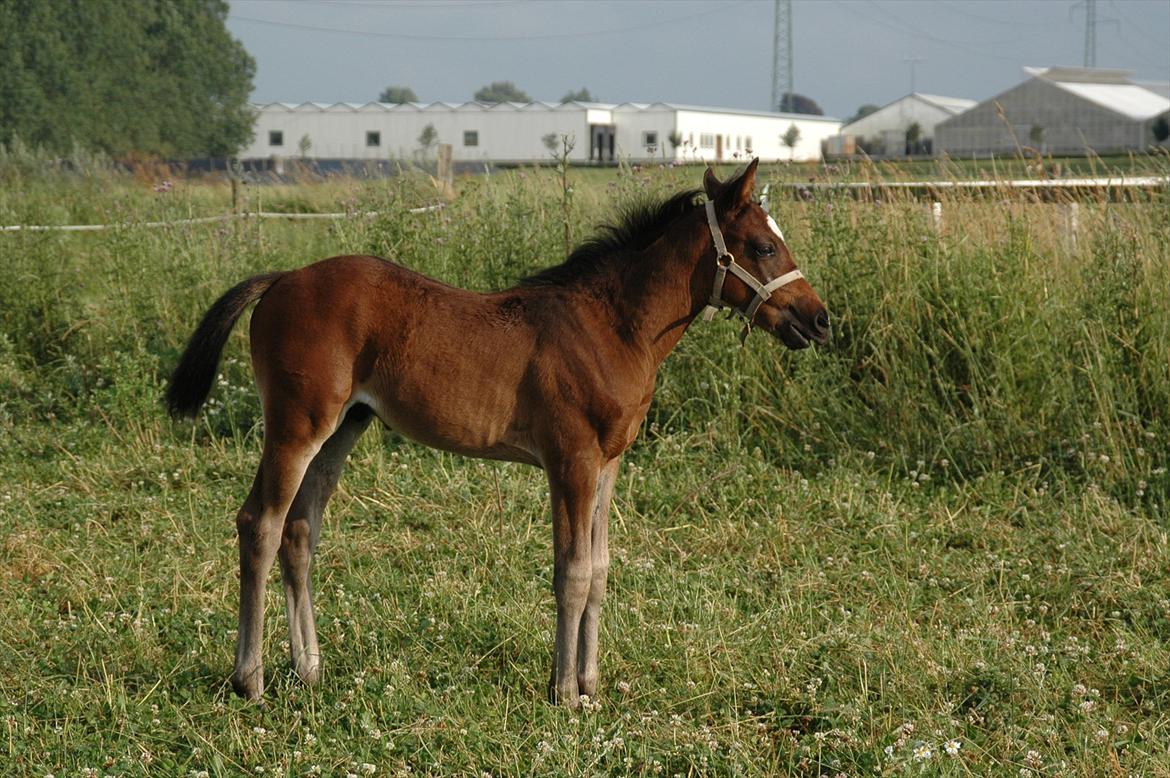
[[766, 215, 785, 242]]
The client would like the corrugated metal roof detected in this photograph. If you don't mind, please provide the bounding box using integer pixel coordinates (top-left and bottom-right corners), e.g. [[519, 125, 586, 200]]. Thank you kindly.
[[253, 100, 841, 122], [914, 93, 977, 115], [1022, 67, 1170, 121], [1137, 81, 1170, 100], [653, 102, 840, 122], [1049, 81, 1170, 120]]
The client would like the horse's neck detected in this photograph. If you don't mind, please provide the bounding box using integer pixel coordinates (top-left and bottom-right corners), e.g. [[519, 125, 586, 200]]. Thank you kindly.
[[616, 219, 710, 366]]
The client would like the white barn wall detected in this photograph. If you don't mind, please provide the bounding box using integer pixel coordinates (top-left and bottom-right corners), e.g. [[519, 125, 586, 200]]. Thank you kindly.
[[242, 102, 841, 164], [611, 105, 676, 162], [673, 110, 839, 162], [841, 96, 968, 141], [244, 103, 598, 163]]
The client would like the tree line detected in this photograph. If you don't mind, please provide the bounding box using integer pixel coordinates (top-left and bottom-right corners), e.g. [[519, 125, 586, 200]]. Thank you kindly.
[[0, 0, 255, 157], [380, 82, 598, 105]]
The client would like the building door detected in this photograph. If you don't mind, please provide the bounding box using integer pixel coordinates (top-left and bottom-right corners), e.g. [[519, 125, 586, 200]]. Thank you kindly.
[[716, 134, 723, 161], [590, 124, 615, 162]]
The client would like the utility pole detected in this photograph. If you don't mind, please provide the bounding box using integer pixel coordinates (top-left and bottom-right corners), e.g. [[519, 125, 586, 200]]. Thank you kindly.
[[1083, 0, 1096, 67], [771, 0, 793, 112], [901, 55, 925, 95], [1071, 0, 1115, 68]]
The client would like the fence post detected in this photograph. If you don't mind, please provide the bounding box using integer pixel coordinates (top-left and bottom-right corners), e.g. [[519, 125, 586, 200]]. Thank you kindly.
[[931, 201, 943, 233], [436, 144, 454, 200], [1063, 202, 1079, 252]]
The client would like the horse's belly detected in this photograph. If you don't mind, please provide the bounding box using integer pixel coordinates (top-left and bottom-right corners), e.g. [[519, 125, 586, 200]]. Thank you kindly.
[[348, 385, 540, 467]]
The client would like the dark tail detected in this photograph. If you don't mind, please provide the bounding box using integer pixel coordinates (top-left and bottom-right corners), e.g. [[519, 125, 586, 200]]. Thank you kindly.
[[165, 272, 284, 418]]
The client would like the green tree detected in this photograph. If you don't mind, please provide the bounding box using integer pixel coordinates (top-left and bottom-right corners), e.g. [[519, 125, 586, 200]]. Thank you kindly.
[[418, 123, 438, 151], [379, 85, 418, 104], [1151, 115, 1168, 143], [474, 81, 530, 103], [0, 0, 255, 156], [0, 0, 255, 157], [781, 123, 801, 160], [778, 93, 824, 115], [905, 122, 922, 154], [847, 104, 880, 124], [560, 87, 595, 103]]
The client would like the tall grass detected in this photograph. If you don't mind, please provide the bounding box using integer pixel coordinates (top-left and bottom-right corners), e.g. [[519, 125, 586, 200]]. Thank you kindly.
[[1, 161, 1169, 775]]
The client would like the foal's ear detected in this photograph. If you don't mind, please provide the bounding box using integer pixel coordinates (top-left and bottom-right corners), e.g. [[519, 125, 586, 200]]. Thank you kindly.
[[703, 166, 722, 200], [726, 158, 759, 208]]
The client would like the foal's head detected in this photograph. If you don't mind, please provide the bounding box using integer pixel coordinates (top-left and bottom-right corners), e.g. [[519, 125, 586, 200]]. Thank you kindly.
[[702, 160, 830, 349]]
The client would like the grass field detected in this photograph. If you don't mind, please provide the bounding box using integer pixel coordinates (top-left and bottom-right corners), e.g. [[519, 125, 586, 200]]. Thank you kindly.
[[1, 154, 1169, 776]]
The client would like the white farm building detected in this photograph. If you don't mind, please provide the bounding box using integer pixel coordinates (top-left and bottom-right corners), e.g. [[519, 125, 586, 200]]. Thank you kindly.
[[826, 93, 976, 157], [241, 101, 842, 165], [935, 67, 1170, 157]]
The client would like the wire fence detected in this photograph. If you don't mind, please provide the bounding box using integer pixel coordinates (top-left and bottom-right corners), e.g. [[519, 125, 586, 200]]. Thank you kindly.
[[0, 204, 445, 234]]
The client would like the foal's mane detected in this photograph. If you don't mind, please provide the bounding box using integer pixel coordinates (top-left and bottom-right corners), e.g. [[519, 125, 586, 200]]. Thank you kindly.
[[518, 188, 703, 288]]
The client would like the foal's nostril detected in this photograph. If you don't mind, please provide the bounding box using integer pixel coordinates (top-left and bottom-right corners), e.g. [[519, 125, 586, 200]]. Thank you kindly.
[[814, 310, 830, 333]]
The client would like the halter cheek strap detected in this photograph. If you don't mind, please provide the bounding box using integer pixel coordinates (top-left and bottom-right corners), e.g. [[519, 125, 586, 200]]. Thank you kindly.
[[700, 199, 804, 341]]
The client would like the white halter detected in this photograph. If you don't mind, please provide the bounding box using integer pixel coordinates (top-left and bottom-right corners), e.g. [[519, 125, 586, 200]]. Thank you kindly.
[[700, 199, 804, 341]]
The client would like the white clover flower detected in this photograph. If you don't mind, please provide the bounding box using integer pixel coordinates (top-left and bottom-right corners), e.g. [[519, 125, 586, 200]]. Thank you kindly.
[[912, 742, 933, 761], [359, 764, 376, 775], [944, 739, 961, 756]]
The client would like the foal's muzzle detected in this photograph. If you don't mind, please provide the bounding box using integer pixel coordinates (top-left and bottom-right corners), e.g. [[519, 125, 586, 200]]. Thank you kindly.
[[775, 306, 830, 349]]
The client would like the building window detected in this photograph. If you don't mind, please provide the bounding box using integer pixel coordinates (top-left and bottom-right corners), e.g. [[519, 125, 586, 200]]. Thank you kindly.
[[642, 131, 658, 148], [268, 130, 283, 147], [699, 133, 715, 149], [745, 136, 753, 152], [463, 130, 478, 147], [366, 131, 381, 147]]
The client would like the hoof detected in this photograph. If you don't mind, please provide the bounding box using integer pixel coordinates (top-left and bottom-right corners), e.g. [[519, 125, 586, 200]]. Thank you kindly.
[[294, 664, 320, 686], [231, 668, 264, 701], [547, 684, 583, 708], [577, 674, 598, 698]]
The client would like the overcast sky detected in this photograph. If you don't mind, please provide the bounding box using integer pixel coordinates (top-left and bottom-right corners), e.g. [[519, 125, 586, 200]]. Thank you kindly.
[[227, 0, 1170, 119]]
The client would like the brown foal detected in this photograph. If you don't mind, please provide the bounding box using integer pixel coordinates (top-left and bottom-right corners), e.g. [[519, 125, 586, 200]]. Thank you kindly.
[[166, 160, 829, 706]]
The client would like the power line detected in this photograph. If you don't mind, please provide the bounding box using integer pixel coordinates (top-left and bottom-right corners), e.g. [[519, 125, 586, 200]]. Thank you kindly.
[[1107, 0, 1170, 53], [230, 2, 752, 42], [828, 1, 1028, 63], [932, 1, 1051, 28], [866, 1, 1038, 48]]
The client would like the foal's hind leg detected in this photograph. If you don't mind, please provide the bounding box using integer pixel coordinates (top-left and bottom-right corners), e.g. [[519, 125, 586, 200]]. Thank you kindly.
[[232, 413, 335, 701], [576, 456, 619, 697], [279, 405, 373, 685]]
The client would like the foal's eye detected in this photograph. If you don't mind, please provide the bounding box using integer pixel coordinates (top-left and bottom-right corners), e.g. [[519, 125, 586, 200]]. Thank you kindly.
[[752, 242, 776, 258]]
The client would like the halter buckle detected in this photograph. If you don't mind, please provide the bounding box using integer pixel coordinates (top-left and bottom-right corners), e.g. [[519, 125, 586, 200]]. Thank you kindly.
[[715, 252, 733, 269]]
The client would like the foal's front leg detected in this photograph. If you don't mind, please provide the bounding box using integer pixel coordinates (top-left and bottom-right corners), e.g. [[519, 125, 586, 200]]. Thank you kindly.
[[546, 452, 602, 707]]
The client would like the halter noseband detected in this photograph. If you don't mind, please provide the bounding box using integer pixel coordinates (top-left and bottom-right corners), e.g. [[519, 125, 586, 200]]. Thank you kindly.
[[700, 199, 804, 342]]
